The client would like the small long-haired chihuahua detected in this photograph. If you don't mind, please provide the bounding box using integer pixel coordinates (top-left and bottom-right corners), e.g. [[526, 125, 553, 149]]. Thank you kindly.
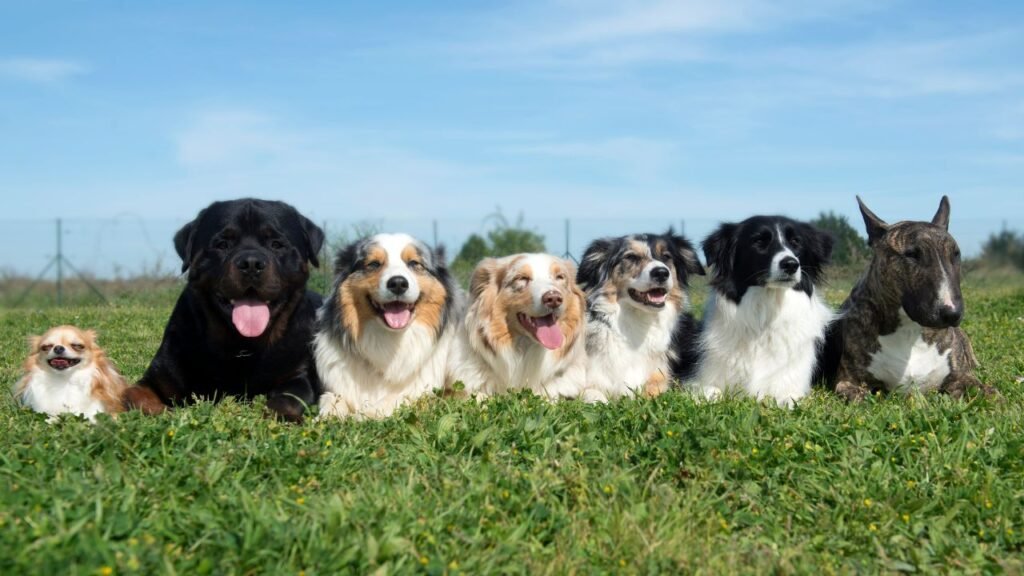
[[14, 326, 127, 422]]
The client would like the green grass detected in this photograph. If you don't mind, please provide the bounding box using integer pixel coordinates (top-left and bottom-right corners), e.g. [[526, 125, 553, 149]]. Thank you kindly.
[[1, 274, 1023, 574]]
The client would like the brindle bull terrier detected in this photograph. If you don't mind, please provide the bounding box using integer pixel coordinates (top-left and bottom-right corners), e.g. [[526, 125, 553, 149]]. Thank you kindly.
[[823, 196, 997, 401]]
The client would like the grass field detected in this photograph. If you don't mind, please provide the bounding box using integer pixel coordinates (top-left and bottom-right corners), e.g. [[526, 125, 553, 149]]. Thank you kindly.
[[1, 272, 1022, 574]]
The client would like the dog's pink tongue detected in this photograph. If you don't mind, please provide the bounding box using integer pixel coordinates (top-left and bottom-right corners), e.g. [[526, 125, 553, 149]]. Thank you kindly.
[[533, 315, 564, 350], [383, 303, 412, 330], [232, 299, 271, 338]]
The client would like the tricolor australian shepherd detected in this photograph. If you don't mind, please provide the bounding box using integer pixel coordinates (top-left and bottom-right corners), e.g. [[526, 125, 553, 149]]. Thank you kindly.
[[314, 233, 460, 419], [448, 253, 587, 400], [687, 216, 834, 407], [576, 231, 704, 401]]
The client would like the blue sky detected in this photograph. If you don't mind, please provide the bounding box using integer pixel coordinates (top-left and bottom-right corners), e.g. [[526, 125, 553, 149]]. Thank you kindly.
[[1, 1, 1022, 272]]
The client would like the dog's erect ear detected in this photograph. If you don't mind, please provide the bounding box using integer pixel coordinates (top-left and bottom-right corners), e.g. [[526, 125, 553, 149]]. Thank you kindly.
[[299, 215, 325, 268], [702, 224, 737, 277], [433, 244, 448, 267], [84, 329, 99, 346], [931, 195, 951, 231], [577, 237, 615, 291], [667, 229, 705, 282], [173, 218, 199, 274], [470, 258, 501, 300], [27, 334, 41, 353], [856, 196, 889, 246]]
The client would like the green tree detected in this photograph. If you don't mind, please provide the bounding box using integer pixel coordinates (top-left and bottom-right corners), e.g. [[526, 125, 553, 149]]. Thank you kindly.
[[451, 209, 546, 287], [981, 228, 1024, 270], [811, 211, 868, 267]]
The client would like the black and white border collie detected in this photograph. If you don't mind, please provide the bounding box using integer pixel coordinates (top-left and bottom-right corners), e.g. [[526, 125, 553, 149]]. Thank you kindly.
[[576, 231, 704, 401], [686, 216, 834, 407], [314, 233, 461, 419]]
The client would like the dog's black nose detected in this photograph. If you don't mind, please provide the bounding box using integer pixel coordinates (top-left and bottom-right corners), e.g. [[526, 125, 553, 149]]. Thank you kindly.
[[650, 266, 671, 283], [235, 253, 267, 276], [387, 276, 409, 295], [53, 345, 65, 355], [779, 257, 800, 275], [938, 305, 963, 327]]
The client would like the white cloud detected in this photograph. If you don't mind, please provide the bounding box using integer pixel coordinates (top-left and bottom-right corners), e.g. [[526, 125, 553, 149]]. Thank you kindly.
[[0, 57, 90, 83], [174, 110, 308, 168]]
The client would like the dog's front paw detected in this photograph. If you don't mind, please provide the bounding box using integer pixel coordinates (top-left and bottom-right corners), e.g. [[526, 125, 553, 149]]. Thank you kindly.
[[698, 386, 723, 403], [579, 388, 609, 404], [315, 393, 351, 421], [835, 380, 870, 403], [944, 373, 1000, 400]]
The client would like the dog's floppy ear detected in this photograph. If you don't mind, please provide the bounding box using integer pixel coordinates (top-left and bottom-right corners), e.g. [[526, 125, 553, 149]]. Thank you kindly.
[[299, 215, 325, 268], [931, 195, 951, 231], [667, 229, 705, 283], [702, 223, 737, 278], [802, 223, 834, 268], [470, 258, 500, 300], [577, 237, 615, 291], [332, 240, 363, 284], [856, 196, 889, 246], [173, 217, 199, 274]]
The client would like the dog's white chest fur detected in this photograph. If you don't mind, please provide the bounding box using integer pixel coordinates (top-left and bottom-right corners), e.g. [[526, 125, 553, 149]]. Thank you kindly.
[[315, 322, 453, 419], [867, 311, 951, 392], [692, 287, 833, 407], [584, 304, 676, 400], [20, 367, 105, 421]]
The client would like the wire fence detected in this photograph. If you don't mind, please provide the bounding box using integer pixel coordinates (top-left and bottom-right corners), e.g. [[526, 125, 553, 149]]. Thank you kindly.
[[0, 215, 1019, 301]]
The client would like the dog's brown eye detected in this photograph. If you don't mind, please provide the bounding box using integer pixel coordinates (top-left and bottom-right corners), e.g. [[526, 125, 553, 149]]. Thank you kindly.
[[214, 239, 232, 250], [624, 253, 640, 264], [407, 260, 423, 271], [555, 273, 566, 282], [903, 247, 922, 261], [41, 344, 53, 352], [269, 239, 285, 250], [952, 248, 961, 261], [71, 343, 85, 352], [365, 261, 382, 272]]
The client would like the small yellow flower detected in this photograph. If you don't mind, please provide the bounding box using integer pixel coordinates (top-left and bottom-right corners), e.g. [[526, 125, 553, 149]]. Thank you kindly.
[[99, 567, 113, 576], [751, 447, 759, 455], [890, 457, 896, 463], [906, 480, 916, 488], [979, 529, 986, 537], [603, 485, 613, 494], [889, 423, 898, 430], [719, 518, 729, 530], [325, 440, 332, 447], [863, 499, 873, 508], [128, 538, 138, 546], [869, 523, 877, 532], [619, 559, 627, 567], [419, 556, 429, 565], [1007, 528, 1015, 536], [501, 490, 510, 499], [666, 430, 675, 437], [296, 498, 305, 505], [449, 560, 459, 570], [167, 430, 175, 437], [985, 500, 993, 509], [902, 514, 910, 523]]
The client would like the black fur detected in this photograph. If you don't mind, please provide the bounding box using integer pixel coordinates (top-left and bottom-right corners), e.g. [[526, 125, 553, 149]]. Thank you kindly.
[[703, 216, 833, 304], [130, 198, 324, 423]]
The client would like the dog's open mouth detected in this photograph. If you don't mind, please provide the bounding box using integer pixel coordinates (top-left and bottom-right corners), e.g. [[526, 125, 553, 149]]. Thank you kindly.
[[517, 313, 564, 350], [628, 288, 668, 308], [371, 298, 416, 330], [47, 357, 81, 371]]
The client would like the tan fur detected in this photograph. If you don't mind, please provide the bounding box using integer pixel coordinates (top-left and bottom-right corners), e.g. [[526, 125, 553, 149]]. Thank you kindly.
[[404, 244, 447, 334], [549, 259, 586, 360], [338, 246, 388, 340], [17, 325, 128, 415], [643, 371, 669, 397], [471, 258, 513, 352]]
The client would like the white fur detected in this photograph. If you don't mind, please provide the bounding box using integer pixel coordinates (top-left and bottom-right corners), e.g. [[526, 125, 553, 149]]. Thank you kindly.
[[18, 366, 106, 422], [448, 254, 587, 400], [583, 298, 679, 401], [375, 233, 421, 306], [867, 310, 951, 393], [689, 287, 834, 407], [315, 323, 454, 419]]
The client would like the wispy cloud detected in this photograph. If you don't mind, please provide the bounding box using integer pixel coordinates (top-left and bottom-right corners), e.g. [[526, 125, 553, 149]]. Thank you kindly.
[[507, 136, 679, 180], [175, 110, 308, 168], [0, 57, 90, 83]]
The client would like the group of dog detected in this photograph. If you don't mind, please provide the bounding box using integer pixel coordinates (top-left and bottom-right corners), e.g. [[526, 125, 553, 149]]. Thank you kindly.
[[14, 196, 995, 424]]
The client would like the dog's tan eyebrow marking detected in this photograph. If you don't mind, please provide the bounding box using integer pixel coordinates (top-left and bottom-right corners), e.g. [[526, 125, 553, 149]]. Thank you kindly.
[[364, 246, 388, 266], [400, 243, 422, 264]]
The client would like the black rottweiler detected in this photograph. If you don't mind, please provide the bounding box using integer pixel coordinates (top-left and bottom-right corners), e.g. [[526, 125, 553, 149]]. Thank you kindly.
[[124, 198, 325, 422]]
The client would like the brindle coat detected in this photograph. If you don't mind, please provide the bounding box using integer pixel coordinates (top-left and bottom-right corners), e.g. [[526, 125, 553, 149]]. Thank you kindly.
[[824, 196, 996, 401]]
